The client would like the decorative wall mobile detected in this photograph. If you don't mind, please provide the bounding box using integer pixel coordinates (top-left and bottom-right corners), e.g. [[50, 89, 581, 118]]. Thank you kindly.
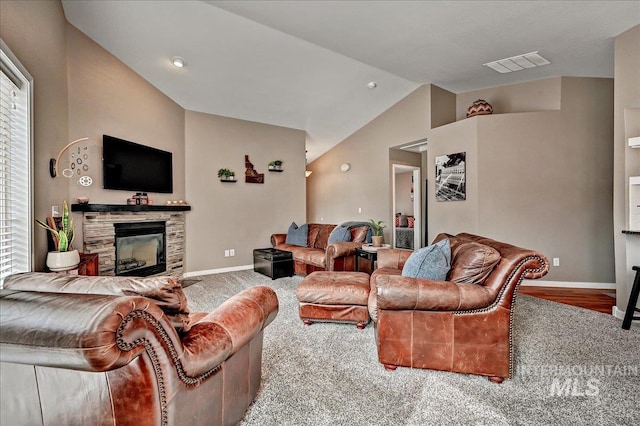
[[435, 152, 466, 201], [244, 155, 264, 184]]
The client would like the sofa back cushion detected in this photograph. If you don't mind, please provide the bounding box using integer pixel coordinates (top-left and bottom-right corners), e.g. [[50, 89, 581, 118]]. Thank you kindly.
[[3, 272, 191, 332], [432, 233, 501, 285], [449, 241, 501, 285], [307, 224, 337, 250], [350, 226, 370, 243]]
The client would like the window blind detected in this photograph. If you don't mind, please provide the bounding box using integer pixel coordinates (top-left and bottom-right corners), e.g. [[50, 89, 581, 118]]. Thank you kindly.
[[0, 44, 32, 285]]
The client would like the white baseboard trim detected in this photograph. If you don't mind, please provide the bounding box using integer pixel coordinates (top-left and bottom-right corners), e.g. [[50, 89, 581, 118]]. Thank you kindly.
[[183, 264, 253, 278], [521, 280, 616, 290], [612, 305, 640, 323]]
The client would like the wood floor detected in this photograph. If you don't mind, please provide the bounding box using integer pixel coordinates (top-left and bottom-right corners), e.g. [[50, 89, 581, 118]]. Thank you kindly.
[[519, 286, 616, 314]]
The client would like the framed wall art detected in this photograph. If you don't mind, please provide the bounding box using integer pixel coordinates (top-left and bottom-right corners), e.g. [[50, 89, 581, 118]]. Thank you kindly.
[[435, 152, 466, 201]]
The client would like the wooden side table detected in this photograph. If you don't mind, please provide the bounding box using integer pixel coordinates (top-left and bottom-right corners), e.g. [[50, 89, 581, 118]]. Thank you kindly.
[[355, 248, 377, 274], [78, 253, 99, 276]]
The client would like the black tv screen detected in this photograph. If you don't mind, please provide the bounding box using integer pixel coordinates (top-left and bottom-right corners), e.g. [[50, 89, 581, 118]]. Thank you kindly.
[[103, 135, 173, 193]]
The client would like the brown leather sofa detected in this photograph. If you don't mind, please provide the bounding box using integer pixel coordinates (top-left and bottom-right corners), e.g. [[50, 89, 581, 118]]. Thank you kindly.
[[0, 273, 278, 425], [271, 223, 365, 275], [369, 233, 549, 382]]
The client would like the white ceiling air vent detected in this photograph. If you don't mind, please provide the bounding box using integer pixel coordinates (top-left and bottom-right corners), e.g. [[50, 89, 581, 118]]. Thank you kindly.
[[484, 52, 550, 74]]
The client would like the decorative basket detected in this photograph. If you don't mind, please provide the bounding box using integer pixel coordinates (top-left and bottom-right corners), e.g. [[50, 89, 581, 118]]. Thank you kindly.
[[466, 99, 493, 118]]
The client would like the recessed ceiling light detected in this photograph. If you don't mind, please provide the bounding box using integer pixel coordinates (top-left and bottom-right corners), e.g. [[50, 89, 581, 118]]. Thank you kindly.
[[171, 56, 186, 68], [367, 81, 377, 89], [484, 51, 550, 74]]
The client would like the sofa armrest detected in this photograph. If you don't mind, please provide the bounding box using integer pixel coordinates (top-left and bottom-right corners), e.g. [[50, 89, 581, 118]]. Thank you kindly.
[[0, 286, 279, 380], [376, 248, 413, 270], [0, 290, 176, 371], [375, 274, 495, 311], [326, 241, 362, 258], [326, 241, 362, 271], [271, 233, 286, 246], [181, 285, 278, 377]]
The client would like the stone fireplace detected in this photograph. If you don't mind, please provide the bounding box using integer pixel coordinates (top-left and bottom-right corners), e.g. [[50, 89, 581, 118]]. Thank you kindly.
[[74, 205, 189, 277]]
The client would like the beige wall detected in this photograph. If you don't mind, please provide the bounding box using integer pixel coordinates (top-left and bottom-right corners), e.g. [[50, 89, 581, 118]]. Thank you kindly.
[[311, 77, 614, 284], [430, 85, 456, 129], [457, 77, 562, 120], [613, 25, 640, 311], [66, 24, 186, 246], [1, 0, 69, 270], [395, 171, 414, 215], [430, 77, 614, 283], [307, 85, 430, 243], [184, 111, 306, 273], [427, 119, 479, 237]]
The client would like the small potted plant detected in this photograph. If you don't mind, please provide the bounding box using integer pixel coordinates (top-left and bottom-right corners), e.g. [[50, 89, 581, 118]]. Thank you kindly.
[[369, 219, 386, 247], [268, 161, 276, 170], [274, 160, 283, 170], [36, 201, 80, 271], [217, 168, 236, 181]]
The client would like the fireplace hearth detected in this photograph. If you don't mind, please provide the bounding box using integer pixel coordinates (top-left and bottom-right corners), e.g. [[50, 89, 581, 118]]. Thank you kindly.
[[114, 221, 166, 276]]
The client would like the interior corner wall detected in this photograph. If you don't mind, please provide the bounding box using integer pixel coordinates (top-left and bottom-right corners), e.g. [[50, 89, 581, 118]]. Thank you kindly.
[[65, 23, 186, 249], [184, 111, 306, 273], [430, 85, 456, 129], [613, 25, 640, 312], [306, 85, 430, 243], [0, 0, 69, 271]]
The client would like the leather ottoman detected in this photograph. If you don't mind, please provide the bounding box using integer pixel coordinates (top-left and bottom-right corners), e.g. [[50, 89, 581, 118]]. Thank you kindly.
[[296, 271, 371, 329]]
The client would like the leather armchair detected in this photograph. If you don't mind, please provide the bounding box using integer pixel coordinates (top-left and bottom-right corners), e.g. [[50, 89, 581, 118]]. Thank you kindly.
[[370, 233, 549, 382], [0, 283, 278, 425]]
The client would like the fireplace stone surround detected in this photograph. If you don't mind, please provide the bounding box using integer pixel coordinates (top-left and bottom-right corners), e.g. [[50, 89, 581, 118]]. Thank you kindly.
[[72, 204, 190, 277]]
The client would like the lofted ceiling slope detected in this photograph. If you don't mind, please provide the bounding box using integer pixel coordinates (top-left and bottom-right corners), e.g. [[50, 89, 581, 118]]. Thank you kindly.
[[61, 1, 640, 161]]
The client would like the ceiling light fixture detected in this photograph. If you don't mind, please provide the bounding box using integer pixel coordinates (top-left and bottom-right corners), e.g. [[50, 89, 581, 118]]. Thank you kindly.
[[484, 51, 550, 74], [367, 81, 377, 89], [171, 56, 186, 68]]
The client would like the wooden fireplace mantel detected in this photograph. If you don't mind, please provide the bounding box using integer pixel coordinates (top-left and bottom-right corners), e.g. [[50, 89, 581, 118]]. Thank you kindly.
[[71, 203, 191, 212]]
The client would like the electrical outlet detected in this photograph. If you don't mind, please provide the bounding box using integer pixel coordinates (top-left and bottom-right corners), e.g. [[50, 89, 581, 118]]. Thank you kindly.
[[229, 249, 235, 257], [358, 207, 362, 213], [52, 206, 60, 217], [224, 249, 230, 257], [553, 257, 560, 267]]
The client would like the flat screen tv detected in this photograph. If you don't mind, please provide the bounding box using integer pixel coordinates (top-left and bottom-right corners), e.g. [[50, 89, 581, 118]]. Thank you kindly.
[[103, 135, 173, 193]]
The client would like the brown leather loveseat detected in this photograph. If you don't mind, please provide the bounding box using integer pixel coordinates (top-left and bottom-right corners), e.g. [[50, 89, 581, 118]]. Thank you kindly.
[[0, 273, 278, 425], [369, 233, 549, 382], [271, 223, 368, 275]]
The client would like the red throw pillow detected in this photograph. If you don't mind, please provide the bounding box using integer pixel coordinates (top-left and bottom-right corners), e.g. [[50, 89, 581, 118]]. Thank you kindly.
[[407, 216, 415, 228]]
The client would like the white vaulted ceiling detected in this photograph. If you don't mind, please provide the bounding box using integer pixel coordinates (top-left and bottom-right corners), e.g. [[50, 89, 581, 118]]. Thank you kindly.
[[61, 1, 640, 161]]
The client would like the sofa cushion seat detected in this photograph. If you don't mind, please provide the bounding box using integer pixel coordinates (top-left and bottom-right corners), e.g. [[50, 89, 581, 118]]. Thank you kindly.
[[274, 244, 326, 268]]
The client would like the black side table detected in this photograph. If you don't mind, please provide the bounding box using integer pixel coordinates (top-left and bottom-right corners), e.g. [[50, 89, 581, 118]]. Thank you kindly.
[[253, 248, 294, 280], [355, 248, 377, 274]]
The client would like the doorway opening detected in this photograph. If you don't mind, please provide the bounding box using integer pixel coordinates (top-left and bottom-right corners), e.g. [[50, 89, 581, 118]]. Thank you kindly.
[[392, 164, 421, 250]]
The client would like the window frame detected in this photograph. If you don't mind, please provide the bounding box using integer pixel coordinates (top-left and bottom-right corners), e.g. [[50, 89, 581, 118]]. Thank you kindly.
[[0, 38, 34, 282]]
